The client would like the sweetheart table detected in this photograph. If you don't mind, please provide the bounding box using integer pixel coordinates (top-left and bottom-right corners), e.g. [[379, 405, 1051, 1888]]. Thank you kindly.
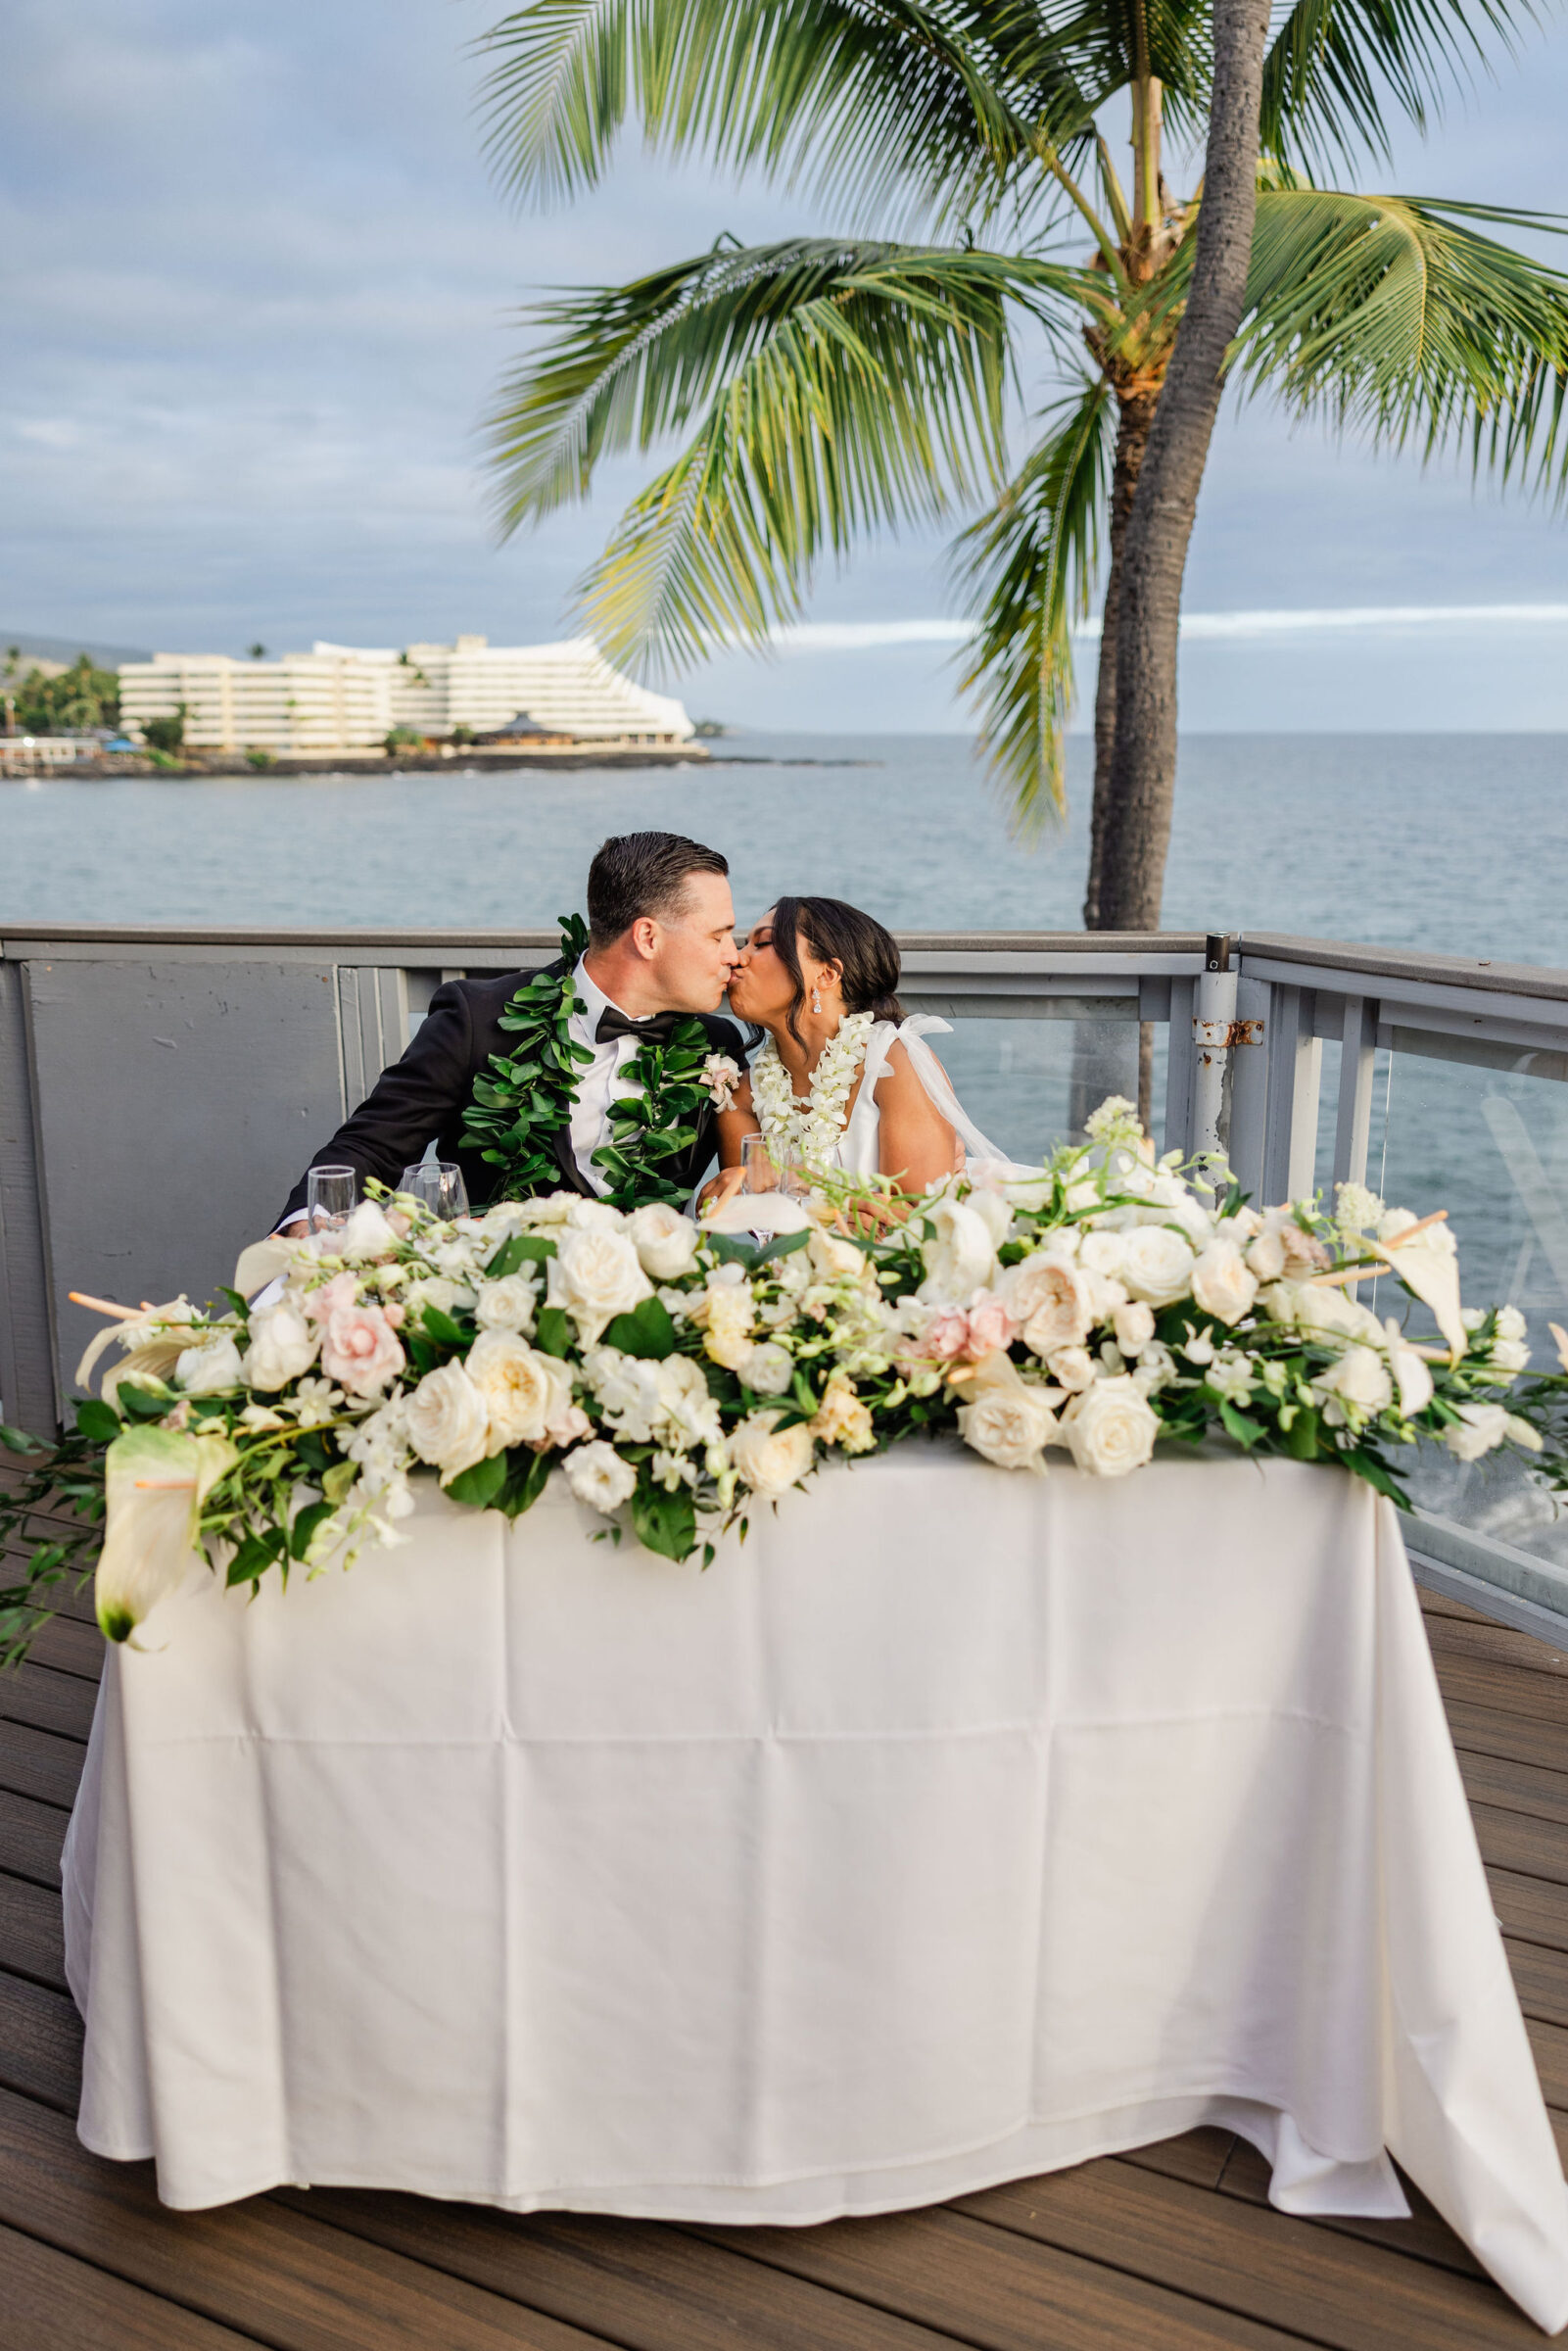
[[60, 1441, 1568, 2329]]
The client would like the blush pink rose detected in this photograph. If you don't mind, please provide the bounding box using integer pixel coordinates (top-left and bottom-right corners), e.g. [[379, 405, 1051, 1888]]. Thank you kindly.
[[304, 1271, 359, 1325], [321, 1303, 405, 1397], [922, 1308, 973, 1361], [964, 1292, 1019, 1359]]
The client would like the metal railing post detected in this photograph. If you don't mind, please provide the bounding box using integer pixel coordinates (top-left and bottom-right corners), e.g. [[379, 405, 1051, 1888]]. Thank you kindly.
[[1226, 973, 1271, 1196], [1332, 995, 1377, 1192], [1190, 934, 1238, 1158], [1258, 984, 1322, 1207]]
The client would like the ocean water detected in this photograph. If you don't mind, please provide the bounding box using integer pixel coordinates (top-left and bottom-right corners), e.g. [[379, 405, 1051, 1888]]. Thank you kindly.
[[2, 728, 1565, 957], [4, 728, 1566, 1558]]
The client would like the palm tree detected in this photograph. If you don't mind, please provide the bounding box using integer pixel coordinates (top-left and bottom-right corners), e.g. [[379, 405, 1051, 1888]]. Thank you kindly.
[[478, 0, 1568, 930]]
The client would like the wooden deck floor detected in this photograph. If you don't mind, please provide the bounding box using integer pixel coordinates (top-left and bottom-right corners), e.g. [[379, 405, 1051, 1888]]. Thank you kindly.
[[4, 1505, 1568, 2350]]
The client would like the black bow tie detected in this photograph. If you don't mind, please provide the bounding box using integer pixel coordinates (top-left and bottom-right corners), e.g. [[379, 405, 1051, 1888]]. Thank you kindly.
[[595, 1006, 681, 1047]]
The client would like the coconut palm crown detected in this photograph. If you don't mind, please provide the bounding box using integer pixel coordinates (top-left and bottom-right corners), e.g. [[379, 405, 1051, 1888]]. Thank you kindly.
[[479, 0, 1568, 923]]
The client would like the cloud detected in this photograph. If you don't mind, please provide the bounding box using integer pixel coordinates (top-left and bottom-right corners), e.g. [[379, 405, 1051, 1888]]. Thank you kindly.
[[770, 604, 1568, 652]]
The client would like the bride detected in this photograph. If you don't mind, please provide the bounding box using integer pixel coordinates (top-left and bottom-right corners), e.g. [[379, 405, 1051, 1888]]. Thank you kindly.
[[705, 895, 1002, 1205]]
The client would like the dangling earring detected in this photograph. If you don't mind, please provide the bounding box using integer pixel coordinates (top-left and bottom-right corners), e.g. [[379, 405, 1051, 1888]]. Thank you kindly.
[[811, 987, 821, 1013]]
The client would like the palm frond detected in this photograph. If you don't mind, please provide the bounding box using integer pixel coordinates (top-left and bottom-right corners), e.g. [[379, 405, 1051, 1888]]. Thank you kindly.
[[1260, 0, 1540, 169], [476, 0, 1052, 225], [949, 374, 1116, 824], [1236, 187, 1568, 487], [488, 238, 1096, 671]]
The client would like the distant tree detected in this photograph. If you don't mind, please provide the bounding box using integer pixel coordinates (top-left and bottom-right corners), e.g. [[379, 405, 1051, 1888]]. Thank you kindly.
[[451, 723, 476, 745], [384, 725, 425, 753], [248, 643, 267, 660], [14, 653, 120, 735], [141, 704, 188, 754]]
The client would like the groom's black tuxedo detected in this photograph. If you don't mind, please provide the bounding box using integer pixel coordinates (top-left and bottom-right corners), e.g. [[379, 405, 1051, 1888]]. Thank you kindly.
[[277, 957, 744, 1225]]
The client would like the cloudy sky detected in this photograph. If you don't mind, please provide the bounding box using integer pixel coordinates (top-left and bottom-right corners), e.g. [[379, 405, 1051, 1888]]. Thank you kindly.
[[7, 0, 1568, 731]]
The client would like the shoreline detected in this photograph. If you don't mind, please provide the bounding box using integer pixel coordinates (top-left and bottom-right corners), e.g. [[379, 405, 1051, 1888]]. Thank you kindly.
[[0, 745, 883, 782]]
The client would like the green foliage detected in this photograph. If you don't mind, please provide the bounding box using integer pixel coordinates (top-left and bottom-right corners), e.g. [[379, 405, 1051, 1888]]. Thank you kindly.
[[2, 650, 119, 734], [446, 1454, 511, 1509], [0, 1424, 108, 1671], [141, 705, 187, 753], [630, 1467, 697, 1561], [384, 726, 425, 752], [602, 1295, 678, 1359]]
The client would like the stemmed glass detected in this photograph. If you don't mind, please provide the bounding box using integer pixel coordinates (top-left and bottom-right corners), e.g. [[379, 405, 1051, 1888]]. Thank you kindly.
[[306, 1165, 357, 1245], [399, 1160, 470, 1221], [741, 1134, 806, 1199]]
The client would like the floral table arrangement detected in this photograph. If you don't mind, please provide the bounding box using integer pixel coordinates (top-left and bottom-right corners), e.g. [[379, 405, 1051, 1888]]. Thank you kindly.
[[3, 1099, 1564, 1662]]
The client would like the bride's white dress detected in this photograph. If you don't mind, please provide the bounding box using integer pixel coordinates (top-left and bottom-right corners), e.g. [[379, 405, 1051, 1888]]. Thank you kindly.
[[806, 1015, 1006, 1176]]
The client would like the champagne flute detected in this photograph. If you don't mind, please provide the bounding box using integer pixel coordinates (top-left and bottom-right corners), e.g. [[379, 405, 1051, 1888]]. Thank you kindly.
[[399, 1160, 470, 1222], [740, 1134, 782, 1193], [306, 1164, 357, 1245]]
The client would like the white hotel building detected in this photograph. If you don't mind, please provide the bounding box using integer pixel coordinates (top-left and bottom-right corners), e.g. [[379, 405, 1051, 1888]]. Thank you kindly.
[[117, 637, 694, 756]]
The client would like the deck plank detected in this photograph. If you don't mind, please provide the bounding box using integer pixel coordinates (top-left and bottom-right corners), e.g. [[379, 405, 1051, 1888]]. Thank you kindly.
[[1117, 2129, 1235, 2190], [0, 1661, 97, 1744], [22, 1618, 105, 1685], [1433, 1652, 1568, 1733], [0, 2218, 263, 2351], [0, 1719, 87, 1812], [685, 2203, 1318, 2351], [1505, 1937, 1568, 2030], [1446, 1697, 1568, 1778], [0, 1870, 67, 1992], [1489, 1865, 1568, 1954], [289, 2190, 983, 2351], [0, 2089, 615, 2351], [0, 1971, 82, 2113], [1458, 1747, 1568, 1831], [0, 1787, 70, 1890], [1212, 2138, 1484, 2279], [951, 2157, 1541, 2348], [1423, 1616, 1568, 1679], [1473, 1801, 1568, 1889]]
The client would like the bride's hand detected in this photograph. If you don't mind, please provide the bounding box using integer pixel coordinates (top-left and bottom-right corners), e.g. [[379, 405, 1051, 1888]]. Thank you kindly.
[[697, 1166, 746, 1218]]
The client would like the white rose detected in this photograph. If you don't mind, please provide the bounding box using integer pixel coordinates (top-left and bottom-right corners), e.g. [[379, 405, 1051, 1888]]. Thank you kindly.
[[919, 1199, 996, 1299], [1112, 1299, 1156, 1357], [807, 1225, 866, 1280], [404, 1360, 491, 1480], [1443, 1402, 1511, 1462], [956, 1381, 1057, 1472], [739, 1342, 794, 1397], [1497, 1305, 1529, 1345], [547, 1224, 653, 1345], [243, 1299, 321, 1391], [339, 1200, 402, 1263], [965, 1185, 1015, 1249], [465, 1330, 563, 1452], [730, 1410, 815, 1499], [564, 1439, 638, 1515], [473, 1272, 539, 1334], [1047, 1345, 1096, 1391], [1259, 1281, 1384, 1346], [1189, 1238, 1259, 1327], [626, 1202, 700, 1279], [1078, 1230, 1127, 1280], [1313, 1343, 1394, 1422], [656, 1353, 725, 1445], [1004, 1254, 1092, 1356], [701, 1278, 756, 1369], [1245, 1228, 1287, 1282], [1063, 1374, 1160, 1478], [174, 1333, 246, 1395], [1117, 1224, 1197, 1308]]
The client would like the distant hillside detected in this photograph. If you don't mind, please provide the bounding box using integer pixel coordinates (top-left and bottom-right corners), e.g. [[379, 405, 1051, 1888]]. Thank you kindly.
[[2, 630, 151, 669]]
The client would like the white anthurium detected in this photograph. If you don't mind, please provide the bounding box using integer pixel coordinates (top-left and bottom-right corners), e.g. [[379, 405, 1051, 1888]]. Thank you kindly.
[[95, 1424, 237, 1647], [918, 1199, 996, 1301], [1371, 1213, 1466, 1365], [1384, 1319, 1435, 1418], [75, 1297, 201, 1394]]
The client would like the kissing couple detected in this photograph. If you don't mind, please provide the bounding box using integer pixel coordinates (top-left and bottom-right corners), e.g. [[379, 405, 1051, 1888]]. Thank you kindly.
[[275, 829, 999, 1233]]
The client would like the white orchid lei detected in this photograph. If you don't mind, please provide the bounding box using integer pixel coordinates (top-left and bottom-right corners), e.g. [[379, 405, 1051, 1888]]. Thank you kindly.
[[751, 1010, 877, 1166], [3, 1092, 1565, 1662]]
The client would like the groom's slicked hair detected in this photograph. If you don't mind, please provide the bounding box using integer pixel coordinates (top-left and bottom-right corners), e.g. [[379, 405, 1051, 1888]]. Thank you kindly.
[[587, 831, 729, 949]]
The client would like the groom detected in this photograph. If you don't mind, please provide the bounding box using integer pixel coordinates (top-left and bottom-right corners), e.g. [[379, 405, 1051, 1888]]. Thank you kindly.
[[275, 831, 743, 1227]]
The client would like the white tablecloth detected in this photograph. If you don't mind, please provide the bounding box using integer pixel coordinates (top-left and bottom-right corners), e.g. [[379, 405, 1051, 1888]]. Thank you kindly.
[[61, 1444, 1568, 2329]]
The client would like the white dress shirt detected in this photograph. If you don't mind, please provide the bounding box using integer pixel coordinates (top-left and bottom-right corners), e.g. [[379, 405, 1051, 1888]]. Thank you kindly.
[[566, 958, 643, 1196]]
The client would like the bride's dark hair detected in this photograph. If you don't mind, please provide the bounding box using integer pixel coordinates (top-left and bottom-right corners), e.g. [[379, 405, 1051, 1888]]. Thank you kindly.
[[772, 896, 903, 1048]]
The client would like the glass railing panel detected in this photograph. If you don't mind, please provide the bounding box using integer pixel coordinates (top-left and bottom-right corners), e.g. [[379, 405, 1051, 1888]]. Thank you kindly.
[[930, 1015, 1152, 1163], [1368, 1047, 1568, 1583]]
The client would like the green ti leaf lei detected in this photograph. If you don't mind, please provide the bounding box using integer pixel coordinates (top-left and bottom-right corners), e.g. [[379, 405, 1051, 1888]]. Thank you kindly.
[[459, 913, 716, 1212]]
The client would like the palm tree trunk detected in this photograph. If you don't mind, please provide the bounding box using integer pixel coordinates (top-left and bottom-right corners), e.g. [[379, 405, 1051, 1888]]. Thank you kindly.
[[1094, 0, 1273, 932], [1083, 390, 1158, 930]]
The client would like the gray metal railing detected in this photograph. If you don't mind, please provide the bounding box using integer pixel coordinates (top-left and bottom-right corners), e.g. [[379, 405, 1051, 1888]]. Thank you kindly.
[[4, 921, 1566, 1632]]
